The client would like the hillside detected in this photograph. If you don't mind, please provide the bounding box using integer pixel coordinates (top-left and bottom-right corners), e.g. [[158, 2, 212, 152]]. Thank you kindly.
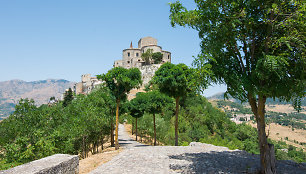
[[210, 94, 306, 150], [208, 92, 306, 106], [0, 79, 75, 119]]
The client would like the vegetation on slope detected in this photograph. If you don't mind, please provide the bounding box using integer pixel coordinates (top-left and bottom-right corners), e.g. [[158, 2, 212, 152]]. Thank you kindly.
[[126, 93, 305, 163], [0, 86, 115, 170]]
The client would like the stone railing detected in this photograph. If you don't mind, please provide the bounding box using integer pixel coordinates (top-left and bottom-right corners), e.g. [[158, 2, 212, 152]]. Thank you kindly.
[[0, 154, 79, 174]]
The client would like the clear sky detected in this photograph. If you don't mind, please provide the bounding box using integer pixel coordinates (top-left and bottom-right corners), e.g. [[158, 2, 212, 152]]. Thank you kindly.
[[0, 0, 226, 97]]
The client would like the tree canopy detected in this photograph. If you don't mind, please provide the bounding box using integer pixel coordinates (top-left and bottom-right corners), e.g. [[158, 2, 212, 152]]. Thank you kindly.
[[152, 52, 163, 64], [170, 0, 305, 105], [97, 67, 142, 102], [153, 63, 197, 98], [141, 49, 153, 65], [170, 0, 305, 173], [152, 62, 196, 146], [63, 88, 73, 107], [97, 67, 142, 149]]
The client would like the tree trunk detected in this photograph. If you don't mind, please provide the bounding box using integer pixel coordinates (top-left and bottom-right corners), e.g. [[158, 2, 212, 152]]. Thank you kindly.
[[82, 136, 85, 159], [110, 118, 114, 147], [175, 96, 180, 146], [140, 130, 142, 142], [132, 119, 134, 135], [153, 113, 156, 146], [249, 95, 276, 174], [136, 117, 138, 141], [115, 99, 120, 150], [96, 140, 99, 153], [101, 137, 104, 151]]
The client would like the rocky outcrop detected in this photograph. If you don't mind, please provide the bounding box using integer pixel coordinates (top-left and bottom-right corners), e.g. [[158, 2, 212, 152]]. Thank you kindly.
[[139, 64, 161, 86]]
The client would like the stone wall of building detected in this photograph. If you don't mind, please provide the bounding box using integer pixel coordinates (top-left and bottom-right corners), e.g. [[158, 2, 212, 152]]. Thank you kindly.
[[114, 36, 171, 69], [139, 64, 162, 86], [74, 74, 103, 95], [0, 154, 79, 174], [138, 36, 157, 48]]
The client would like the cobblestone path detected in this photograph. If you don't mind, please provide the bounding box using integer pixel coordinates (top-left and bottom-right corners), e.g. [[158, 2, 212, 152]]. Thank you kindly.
[[90, 124, 306, 174]]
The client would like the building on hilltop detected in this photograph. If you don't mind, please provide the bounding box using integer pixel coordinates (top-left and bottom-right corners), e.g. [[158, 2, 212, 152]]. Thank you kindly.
[[71, 37, 172, 97], [114, 36, 171, 68], [73, 74, 103, 95]]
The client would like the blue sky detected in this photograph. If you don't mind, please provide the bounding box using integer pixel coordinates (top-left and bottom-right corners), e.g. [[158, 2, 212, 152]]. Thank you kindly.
[[0, 0, 226, 97]]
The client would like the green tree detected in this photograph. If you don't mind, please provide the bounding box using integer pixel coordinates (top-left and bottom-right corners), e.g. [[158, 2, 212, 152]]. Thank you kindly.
[[152, 52, 163, 64], [141, 49, 153, 65], [170, 1, 305, 173], [139, 91, 173, 145], [97, 67, 142, 149], [63, 88, 73, 107], [152, 63, 196, 146], [129, 94, 146, 141]]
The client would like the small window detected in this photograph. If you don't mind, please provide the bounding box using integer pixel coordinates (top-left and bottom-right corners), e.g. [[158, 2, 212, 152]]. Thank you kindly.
[[128, 52, 130, 57], [168, 55, 170, 59], [138, 59, 140, 62], [127, 61, 130, 64], [136, 53, 139, 57]]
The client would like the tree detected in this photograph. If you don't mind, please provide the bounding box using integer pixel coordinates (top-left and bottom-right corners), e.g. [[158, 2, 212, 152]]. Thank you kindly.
[[137, 91, 173, 145], [141, 49, 153, 65], [97, 67, 142, 149], [152, 52, 163, 64], [63, 88, 73, 107], [170, 1, 305, 173], [152, 63, 196, 146], [129, 94, 146, 141]]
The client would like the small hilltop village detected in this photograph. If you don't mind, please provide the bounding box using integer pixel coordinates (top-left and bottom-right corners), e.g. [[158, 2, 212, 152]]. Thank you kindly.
[[65, 36, 171, 98]]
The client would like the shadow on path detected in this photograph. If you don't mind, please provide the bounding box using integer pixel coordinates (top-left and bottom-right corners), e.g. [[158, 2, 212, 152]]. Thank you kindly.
[[117, 124, 148, 149], [168, 151, 306, 174]]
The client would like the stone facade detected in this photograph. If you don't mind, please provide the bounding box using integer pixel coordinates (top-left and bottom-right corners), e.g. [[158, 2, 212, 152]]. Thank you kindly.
[[72, 37, 171, 96], [114, 37, 171, 69], [73, 74, 103, 95], [139, 64, 162, 86]]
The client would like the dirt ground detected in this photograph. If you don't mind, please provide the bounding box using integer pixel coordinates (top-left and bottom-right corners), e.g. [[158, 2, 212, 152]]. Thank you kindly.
[[248, 122, 306, 150], [78, 142, 123, 174]]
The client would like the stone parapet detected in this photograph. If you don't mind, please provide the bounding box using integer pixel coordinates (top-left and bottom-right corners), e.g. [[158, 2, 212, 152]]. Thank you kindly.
[[0, 154, 79, 174]]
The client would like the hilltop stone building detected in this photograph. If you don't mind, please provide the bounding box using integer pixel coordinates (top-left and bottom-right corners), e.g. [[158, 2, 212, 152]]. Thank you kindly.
[[73, 36, 171, 96], [73, 74, 103, 95], [114, 36, 172, 89], [114, 36, 171, 68]]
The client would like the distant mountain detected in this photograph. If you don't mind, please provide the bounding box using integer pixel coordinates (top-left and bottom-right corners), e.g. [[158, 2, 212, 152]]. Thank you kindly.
[[207, 92, 238, 102], [0, 79, 75, 119], [208, 92, 305, 106]]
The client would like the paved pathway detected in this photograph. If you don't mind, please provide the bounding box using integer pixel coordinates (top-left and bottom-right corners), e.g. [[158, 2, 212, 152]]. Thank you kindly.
[[117, 124, 149, 149], [90, 124, 306, 174]]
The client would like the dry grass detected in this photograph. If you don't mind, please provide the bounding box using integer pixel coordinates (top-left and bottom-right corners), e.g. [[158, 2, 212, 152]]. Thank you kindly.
[[78, 141, 123, 174], [248, 122, 306, 150], [266, 104, 306, 114]]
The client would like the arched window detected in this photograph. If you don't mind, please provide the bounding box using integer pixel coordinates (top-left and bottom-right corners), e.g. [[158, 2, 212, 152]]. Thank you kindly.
[[128, 52, 130, 57], [136, 53, 139, 57]]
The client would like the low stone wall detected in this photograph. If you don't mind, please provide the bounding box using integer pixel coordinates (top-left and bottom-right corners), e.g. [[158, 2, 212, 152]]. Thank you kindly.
[[0, 154, 79, 174]]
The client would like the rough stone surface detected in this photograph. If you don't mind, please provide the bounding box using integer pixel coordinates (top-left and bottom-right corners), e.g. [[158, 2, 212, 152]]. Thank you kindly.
[[90, 124, 306, 174], [139, 64, 161, 86], [0, 154, 79, 174]]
